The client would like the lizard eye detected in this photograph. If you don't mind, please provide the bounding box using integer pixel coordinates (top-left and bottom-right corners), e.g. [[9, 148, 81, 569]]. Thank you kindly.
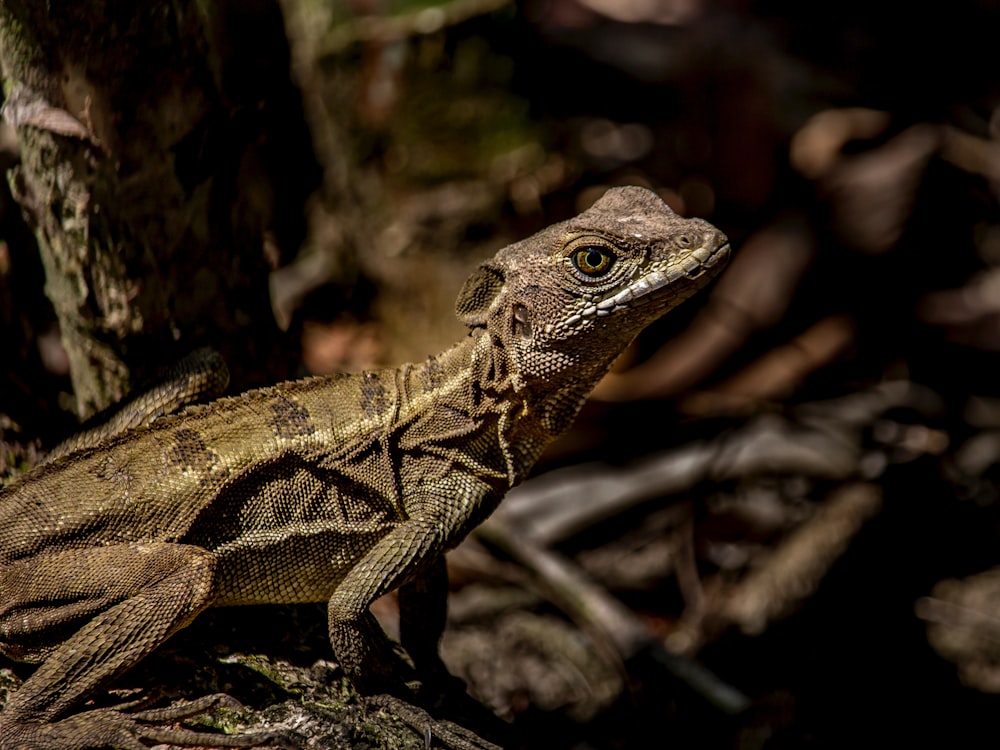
[[571, 246, 615, 277]]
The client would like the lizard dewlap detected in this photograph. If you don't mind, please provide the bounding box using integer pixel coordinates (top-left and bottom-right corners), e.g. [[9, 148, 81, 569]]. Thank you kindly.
[[0, 186, 728, 749]]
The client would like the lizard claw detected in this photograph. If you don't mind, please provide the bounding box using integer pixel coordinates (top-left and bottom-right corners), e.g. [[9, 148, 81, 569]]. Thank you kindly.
[[365, 694, 503, 750]]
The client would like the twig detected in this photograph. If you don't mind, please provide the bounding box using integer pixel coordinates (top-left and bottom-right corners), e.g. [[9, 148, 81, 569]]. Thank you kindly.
[[474, 520, 752, 716], [320, 0, 514, 55], [716, 482, 883, 636]]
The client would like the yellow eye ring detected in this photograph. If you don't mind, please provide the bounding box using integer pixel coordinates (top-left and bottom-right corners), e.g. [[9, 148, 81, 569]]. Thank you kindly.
[[571, 246, 615, 276]]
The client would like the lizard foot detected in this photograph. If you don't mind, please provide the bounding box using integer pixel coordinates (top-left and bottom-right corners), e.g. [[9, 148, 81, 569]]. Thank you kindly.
[[130, 692, 299, 748], [0, 694, 299, 750], [365, 694, 502, 750]]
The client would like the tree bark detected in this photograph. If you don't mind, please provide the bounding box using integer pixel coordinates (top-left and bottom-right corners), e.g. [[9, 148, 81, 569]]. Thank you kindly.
[[0, 1, 306, 417]]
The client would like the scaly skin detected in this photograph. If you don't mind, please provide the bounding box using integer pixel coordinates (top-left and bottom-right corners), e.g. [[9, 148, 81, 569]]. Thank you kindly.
[[0, 186, 729, 748]]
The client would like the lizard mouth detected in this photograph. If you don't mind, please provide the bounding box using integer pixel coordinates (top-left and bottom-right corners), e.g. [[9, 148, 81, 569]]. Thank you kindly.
[[582, 240, 730, 319]]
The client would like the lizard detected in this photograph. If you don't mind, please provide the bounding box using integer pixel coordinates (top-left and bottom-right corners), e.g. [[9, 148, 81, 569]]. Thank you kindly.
[[0, 185, 729, 749]]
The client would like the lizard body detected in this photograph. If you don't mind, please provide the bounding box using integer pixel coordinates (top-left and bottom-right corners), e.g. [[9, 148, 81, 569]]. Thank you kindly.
[[0, 186, 729, 748]]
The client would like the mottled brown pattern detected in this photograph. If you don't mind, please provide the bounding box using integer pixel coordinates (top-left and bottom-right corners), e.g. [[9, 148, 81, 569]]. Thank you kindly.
[[168, 428, 219, 478], [360, 372, 390, 417], [422, 353, 446, 391], [269, 395, 316, 439]]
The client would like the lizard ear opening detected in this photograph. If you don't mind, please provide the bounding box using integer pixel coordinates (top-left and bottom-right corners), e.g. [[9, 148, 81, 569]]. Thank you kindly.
[[455, 262, 505, 328]]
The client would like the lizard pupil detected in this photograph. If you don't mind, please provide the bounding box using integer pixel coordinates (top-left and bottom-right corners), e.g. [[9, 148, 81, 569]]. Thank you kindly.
[[572, 246, 613, 276]]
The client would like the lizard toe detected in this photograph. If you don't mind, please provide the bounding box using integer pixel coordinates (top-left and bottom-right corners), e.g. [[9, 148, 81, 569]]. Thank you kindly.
[[128, 691, 244, 722], [365, 694, 503, 750], [137, 723, 300, 749], [129, 693, 300, 748]]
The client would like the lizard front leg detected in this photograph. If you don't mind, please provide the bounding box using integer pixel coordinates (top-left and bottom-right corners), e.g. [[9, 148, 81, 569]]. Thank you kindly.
[[0, 543, 278, 749], [328, 516, 447, 697], [398, 557, 512, 748], [327, 503, 503, 750]]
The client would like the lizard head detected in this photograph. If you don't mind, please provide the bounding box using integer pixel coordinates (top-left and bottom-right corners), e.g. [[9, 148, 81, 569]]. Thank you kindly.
[[455, 186, 729, 413]]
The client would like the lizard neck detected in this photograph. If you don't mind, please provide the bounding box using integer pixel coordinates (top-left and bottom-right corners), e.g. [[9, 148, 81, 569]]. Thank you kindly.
[[412, 329, 602, 485]]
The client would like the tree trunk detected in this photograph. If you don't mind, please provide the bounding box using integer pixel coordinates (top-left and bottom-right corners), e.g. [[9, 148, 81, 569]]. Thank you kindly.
[[0, 1, 307, 417]]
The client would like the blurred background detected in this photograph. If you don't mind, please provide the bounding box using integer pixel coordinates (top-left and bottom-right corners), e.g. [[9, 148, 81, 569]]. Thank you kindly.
[[3, 0, 1000, 747]]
